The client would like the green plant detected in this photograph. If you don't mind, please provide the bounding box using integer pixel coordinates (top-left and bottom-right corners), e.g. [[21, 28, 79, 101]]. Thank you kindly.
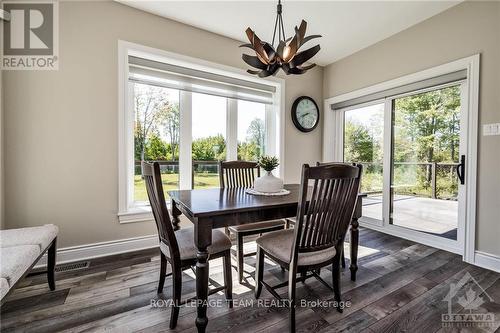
[[258, 155, 279, 172]]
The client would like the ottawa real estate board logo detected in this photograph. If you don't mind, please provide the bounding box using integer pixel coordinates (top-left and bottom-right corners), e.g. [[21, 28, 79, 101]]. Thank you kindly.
[[1, 1, 59, 70], [442, 272, 496, 329]]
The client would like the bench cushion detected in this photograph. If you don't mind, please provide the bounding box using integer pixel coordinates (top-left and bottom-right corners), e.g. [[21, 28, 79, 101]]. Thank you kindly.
[[0, 245, 40, 287], [0, 224, 58, 251], [0, 278, 9, 300]]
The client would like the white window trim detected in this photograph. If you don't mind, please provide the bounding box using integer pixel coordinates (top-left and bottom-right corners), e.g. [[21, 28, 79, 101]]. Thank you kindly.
[[226, 99, 238, 161], [323, 54, 479, 263], [118, 40, 285, 224]]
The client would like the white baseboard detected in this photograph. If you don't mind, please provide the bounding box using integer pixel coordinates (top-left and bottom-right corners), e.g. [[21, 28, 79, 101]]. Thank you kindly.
[[35, 234, 159, 268], [474, 251, 500, 273]]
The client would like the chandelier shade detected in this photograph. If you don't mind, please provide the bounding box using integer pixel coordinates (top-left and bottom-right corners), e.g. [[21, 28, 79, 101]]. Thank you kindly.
[[241, 1, 321, 77]]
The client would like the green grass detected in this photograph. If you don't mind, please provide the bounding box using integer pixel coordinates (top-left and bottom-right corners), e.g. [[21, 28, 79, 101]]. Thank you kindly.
[[134, 172, 220, 202]]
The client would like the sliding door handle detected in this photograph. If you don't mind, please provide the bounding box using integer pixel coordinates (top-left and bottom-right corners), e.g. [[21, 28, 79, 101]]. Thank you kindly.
[[456, 154, 466, 185]]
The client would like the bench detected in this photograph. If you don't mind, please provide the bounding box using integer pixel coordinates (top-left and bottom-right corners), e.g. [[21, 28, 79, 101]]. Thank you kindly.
[[0, 224, 58, 302]]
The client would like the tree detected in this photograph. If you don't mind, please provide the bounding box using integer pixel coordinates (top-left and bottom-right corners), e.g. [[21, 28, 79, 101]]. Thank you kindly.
[[344, 121, 376, 163], [237, 118, 265, 160], [342, 86, 461, 198], [164, 103, 180, 161], [145, 133, 169, 160], [394, 86, 460, 187], [192, 135, 227, 161], [246, 118, 265, 148], [237, 141, 260, 161], [134, 84, 171, 161]]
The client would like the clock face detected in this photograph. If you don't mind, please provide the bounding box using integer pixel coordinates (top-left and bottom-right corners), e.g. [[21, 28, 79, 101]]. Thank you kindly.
[[292, 97, 319, 132]]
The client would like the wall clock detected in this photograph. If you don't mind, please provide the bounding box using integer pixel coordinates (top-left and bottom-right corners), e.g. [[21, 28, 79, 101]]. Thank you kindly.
[[291, 96, 320, 132]]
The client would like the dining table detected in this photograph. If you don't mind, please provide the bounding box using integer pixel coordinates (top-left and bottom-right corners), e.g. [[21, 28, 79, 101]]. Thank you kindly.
[[168, 184, 365, 333]]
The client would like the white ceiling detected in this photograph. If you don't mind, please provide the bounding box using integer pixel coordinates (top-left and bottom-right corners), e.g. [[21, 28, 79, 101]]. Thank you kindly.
[[118, 1, 461, 66]]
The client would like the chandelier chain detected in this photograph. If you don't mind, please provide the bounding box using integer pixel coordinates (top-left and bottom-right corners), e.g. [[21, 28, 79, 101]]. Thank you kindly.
[[271, 0, 286, 48]]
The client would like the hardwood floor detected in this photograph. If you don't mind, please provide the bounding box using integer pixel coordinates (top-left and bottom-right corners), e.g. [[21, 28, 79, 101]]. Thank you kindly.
[[1, 228, 499, 333]]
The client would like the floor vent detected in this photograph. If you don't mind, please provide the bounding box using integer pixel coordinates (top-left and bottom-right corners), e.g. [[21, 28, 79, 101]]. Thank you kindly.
[[55, 261, 90, 272]]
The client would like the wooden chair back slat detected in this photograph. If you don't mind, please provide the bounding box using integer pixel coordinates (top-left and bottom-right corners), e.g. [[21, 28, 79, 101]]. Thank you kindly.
[[142, 161, 180, 262], [293, 163, 362, 255], [219, 161, 260, 189]]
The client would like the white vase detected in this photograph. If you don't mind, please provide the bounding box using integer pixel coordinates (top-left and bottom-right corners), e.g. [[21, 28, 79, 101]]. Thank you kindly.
[[254, 171, 284, 193]]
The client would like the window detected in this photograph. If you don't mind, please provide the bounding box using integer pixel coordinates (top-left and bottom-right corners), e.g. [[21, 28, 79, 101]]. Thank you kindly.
[[118, 42, 284, 222], [343, 102, 384, 221], [192, 93, 226, 189], [133, 83, 180, 204], [237, 100, 266, 161]]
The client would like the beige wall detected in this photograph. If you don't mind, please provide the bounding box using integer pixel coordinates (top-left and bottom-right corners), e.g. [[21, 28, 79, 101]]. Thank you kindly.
[[3, 1, 323, 247], [323, 1, 500, 256]]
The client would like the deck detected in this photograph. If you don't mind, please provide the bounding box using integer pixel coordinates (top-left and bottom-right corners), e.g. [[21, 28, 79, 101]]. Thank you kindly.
[[362, 195, 458, 239]]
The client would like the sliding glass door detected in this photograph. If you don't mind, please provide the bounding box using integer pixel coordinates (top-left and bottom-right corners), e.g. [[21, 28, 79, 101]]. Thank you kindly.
[[339, 81, 467, 248], [390, 85, 462, 240]]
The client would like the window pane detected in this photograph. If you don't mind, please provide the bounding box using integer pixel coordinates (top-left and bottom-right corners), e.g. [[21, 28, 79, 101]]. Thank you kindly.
[[192, 93, 227, 189], [133, 83, 180, 203], [343, 103, 384, 221], [390, 85, 460, 240], [237, 100, 266, 161]]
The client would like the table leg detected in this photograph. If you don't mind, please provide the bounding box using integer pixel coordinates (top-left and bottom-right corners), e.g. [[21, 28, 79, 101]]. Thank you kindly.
[[171, 198, 181, 231], [195, 221, 212, 333], [349, 217, 359, 281]]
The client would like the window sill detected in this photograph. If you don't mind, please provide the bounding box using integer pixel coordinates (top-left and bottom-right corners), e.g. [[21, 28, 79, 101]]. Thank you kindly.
[[118, 201, 173, 224], [118, 206, 154, 224]]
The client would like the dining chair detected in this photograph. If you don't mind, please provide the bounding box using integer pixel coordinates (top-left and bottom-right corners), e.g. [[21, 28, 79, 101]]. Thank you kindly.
[[317, 162, 348, 268], [219, 160, 286, 283], [254, 163, 362, 332], [142, 161, 233, 329]]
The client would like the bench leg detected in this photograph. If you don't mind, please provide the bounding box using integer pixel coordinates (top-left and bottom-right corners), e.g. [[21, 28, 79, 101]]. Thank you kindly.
[[47, 237, 57, 291]]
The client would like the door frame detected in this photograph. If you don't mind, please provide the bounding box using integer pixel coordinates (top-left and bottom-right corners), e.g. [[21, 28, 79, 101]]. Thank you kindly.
[[323, 54, 480, 263]]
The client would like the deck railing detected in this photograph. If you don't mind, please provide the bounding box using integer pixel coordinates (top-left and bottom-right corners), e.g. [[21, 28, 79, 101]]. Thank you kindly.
[[135, 160, 220, 189], [355, 161, 459, 200]]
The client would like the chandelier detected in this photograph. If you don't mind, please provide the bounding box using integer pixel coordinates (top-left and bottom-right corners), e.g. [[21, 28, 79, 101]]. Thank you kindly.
[[241, 0, 321, 77]]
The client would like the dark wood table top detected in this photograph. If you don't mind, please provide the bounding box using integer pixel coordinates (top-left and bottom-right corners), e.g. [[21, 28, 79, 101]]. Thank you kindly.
[[169, 184, 367, 219], [169, 184, 303, 218]]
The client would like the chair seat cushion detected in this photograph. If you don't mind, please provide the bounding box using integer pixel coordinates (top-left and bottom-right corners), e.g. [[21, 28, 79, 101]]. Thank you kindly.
[[0, 224, 58, 251], [228, 220, 285, 233], [256, 229, 337, 266], [0, 245, 40, 288], [160, 228, 232, 261]]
